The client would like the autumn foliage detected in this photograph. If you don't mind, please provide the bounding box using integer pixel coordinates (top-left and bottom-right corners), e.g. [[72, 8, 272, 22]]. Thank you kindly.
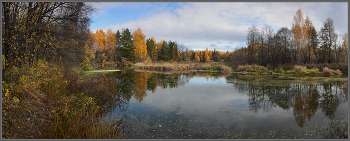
[[133, 28, 147, 61]]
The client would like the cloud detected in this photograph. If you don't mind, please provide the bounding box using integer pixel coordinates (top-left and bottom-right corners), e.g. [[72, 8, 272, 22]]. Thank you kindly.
[[209, 43, 217, 47], [96, 2, 347, 50]]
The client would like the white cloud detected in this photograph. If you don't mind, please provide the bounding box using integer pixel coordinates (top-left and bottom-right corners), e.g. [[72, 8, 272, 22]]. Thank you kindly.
[[95, 2, 347, 51]]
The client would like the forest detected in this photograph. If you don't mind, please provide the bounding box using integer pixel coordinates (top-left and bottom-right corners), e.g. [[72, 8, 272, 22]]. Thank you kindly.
[[2, 3, 348, 73]]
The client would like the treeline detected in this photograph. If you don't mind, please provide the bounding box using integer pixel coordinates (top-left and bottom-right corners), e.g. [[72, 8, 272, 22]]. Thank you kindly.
[[227, 9, 348, 68], [2, 2, 95, 72], [90, 28, 230, 65]]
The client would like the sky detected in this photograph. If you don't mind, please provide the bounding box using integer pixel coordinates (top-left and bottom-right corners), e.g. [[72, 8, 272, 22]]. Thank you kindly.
[[88, 2, 348, 52]]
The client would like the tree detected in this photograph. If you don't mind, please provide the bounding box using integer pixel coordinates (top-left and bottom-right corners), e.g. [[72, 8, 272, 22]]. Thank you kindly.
[[168, 40, 176, 60], [204, 47, 210, 62], [159, 41, 169, 61], [212, 48, 220, 62], [146, 37, 158, 61], [80, 43, 94, 70], [342, 33, 348, 63], [309, 26, 319, 63], [209, 50, 213, 60], [106, 28, 117, 62], [319, 18, 337, 63], [120, 28, 134, 61], [247, 25, 259, 64], [171, 42, 179, 61], [115, 30, 122, 60], [2, 2, 95, 70], [292, 9, 304, 64], [195, 50, 200, 62], [133, 28, 147, 61], [304, 16, 314, 64], [276, 27, 291, 64]]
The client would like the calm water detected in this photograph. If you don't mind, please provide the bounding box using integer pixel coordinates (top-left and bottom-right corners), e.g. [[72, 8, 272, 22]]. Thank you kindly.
[[92, 70, 348, 139]]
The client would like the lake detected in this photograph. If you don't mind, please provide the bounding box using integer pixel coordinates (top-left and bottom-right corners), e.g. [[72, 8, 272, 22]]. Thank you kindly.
[[91, 70, 348, 139]]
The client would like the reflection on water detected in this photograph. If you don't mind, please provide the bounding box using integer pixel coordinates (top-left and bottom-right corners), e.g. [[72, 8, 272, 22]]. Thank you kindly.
[[96, 70, 348, 139]]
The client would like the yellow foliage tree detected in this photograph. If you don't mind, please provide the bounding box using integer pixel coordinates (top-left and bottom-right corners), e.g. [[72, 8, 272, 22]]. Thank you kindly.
[[106, 28, 117, 61], [292, 9, 305, 64], [151, 36, 157, 50], [205, 47, 210, 62], [133, 28, 147, 61], [209, 50, 213, 60], [80, 44, 94, 70], [195, 50, 201, 62]]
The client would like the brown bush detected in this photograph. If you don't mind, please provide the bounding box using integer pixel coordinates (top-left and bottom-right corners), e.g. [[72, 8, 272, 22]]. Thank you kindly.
[[198, 64, 211, 70], [256, 65, 268, 72], [221, 66, 233, 72], [323, 67, 333, 76], [236, 65, 252, 72], [161, 63, 175, 71], [335, 69, 343, 75], [294, 65, 307, 72], [188, 64, 196, 70]]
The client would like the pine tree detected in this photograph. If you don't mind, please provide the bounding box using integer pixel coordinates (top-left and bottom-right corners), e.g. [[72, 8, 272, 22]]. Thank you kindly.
[[120, 28, 134, 61], [146, 38, 158, 61], [159, 41, 169, 61]]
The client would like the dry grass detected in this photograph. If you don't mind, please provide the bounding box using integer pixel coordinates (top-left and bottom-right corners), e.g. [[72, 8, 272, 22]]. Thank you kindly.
[[134, 62, 231, 73], [236, 65, 252, 72], [196, 64, 212, 70], [236, 65, 268, 72]]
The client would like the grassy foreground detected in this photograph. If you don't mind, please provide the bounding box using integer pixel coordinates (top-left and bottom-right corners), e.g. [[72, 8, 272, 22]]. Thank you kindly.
[[2, 60, 125, 139]]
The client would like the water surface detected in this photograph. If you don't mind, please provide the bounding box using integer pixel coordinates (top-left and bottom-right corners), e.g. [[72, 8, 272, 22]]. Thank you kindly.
[[95, 71, 348, 139]]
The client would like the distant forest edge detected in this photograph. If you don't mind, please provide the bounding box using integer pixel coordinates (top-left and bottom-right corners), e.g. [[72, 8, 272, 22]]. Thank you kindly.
[[2, 2, 348, 73]]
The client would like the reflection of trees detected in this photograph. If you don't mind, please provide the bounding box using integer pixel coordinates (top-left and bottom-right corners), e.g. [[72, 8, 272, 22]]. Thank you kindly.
[[228, 75, 347, 127], [134, 73, 148, 103], [116, 71, 231, 103], [114, 71, 136, 101], [292, 84, 320, 127], [86, 72, 130, 115]]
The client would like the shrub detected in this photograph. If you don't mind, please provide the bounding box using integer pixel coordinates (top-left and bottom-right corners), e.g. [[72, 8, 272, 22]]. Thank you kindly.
[[335, 69, 343, 75], [236, 65, 252, 72], [221, 65, 233, 72], [275, 68, 285, 73], [309, 68, 320, 75], [162, 63, 175, 71], [256, 65, 268, 72], [144, 55, 152, 64], [188, 64, 196, 70], [323, 67, 333, 76], [285, 70, 296, 74], [198, 64, 211, 70], [294, 65, 307, 72], [134, 63, 145, 69]]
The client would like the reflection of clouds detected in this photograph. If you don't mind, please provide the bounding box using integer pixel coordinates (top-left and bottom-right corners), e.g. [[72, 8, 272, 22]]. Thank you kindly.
[[111, 72, 348, 138], [136, 79, 300, 130]]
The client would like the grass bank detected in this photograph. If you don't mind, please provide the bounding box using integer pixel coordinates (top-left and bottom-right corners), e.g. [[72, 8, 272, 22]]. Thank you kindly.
[[2, 60, 126, 139], [234, 64, 344, 77], [134, 62, 233, 73]]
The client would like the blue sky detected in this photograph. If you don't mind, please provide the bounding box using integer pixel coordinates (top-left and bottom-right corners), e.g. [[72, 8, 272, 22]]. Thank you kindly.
[[89, 2, 348, 52]]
